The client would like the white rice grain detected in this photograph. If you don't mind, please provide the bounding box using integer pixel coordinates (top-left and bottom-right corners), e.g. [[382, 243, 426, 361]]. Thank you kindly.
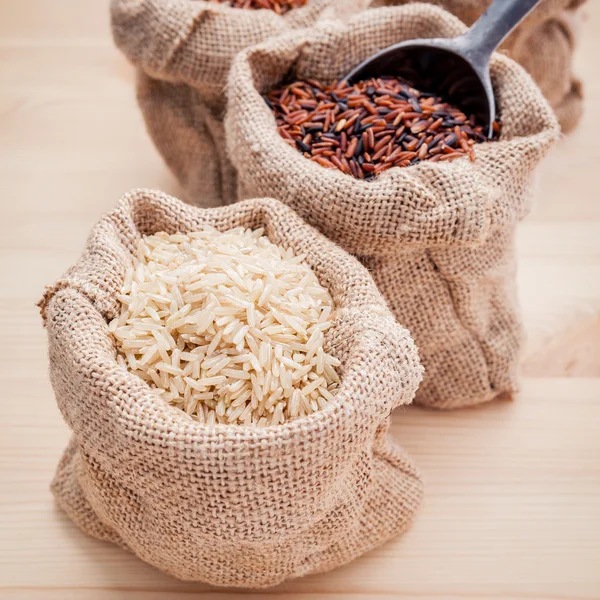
[[109, 227, 339, 426]]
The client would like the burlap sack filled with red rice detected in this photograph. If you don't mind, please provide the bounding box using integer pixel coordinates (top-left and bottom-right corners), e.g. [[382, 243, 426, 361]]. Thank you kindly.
[[110, 0, 367, 207], [366, 0, 585, 132], [225, 4, 560, 409], [38, 189, 423, 587]]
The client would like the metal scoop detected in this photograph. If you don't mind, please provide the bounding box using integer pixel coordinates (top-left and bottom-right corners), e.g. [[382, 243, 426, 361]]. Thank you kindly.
[[344, 0, 541, 138]]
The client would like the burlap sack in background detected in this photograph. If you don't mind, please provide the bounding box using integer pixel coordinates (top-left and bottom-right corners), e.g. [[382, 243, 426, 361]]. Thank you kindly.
[[225, 4, 560, 410], [367, 0, 586, 132], [110, 0, 366, 207], [39, 190, 424, 587]]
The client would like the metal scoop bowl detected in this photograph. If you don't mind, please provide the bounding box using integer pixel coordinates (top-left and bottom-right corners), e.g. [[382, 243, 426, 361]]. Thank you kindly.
[[344, 0, 541, 138]]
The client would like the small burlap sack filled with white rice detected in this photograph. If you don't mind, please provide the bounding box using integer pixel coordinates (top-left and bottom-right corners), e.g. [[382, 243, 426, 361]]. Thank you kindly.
[[110, 0, 366, 207], [365, 0, 586, 133], [226, 4, 560, 409], [38, 189, 424, 587]]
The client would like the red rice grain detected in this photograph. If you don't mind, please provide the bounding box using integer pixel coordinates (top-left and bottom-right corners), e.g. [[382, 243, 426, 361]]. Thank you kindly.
[[265, 76, 500, 179], [207, 0, 308, 14]]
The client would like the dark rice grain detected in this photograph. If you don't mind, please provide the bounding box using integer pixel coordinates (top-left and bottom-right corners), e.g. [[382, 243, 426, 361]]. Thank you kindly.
[[265, 76, 500, 180], [207, 0, 307, 14]]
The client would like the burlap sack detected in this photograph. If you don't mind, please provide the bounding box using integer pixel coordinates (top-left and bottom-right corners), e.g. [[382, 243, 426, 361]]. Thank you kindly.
[[110, 0, 366, 207], [39, 189, 424, 587], [367, 0, 585, 132], [225, 4, 560, 409]]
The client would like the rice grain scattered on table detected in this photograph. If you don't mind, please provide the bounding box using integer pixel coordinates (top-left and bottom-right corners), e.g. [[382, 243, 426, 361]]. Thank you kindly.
[[265, 75, 500, 179], [109, 227, 339, 427]]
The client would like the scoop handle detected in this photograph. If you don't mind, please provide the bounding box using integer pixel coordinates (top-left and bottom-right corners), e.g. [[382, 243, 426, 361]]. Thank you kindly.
[[458, 0, 541, 69]]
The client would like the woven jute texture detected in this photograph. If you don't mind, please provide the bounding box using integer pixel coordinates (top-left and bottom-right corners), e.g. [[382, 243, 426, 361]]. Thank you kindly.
[[225, 4, 560, 409], [39, 189, 424, 587], [111, 0, 365, 207], [367, 0, 585, 132]]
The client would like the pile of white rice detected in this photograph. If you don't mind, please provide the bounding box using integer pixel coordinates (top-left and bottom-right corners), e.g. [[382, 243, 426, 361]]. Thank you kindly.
[[109, 227, 340, 427]]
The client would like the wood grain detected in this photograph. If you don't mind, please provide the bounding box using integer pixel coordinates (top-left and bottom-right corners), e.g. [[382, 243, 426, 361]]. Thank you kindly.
[[0, 1, 599, 598]]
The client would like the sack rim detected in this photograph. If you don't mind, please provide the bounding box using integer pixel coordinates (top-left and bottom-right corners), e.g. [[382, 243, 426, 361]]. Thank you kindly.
[[41, 190, 423, 446], [225, 4, 559, 249], [110, 0, 340, 85]]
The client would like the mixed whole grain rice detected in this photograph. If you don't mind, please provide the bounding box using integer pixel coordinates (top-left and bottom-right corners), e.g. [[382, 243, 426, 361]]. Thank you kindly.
[[109, 227, 340, 427], [206, 0, 308, 13], [265, 75, 500, 179]]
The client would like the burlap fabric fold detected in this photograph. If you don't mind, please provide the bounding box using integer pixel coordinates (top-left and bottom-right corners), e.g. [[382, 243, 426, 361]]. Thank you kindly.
[[225, 4, 560, 409], [367, 0, 585, 132], [39, 189, 424, 587], [110, 0, 365, 207]]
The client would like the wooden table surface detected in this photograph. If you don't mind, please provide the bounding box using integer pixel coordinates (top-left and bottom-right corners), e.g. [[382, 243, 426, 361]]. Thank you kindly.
[[1, 1, 599, 599]]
